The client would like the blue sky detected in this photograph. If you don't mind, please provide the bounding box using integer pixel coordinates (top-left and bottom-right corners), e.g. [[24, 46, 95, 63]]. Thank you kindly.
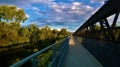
[[0, 0, 105, 32]]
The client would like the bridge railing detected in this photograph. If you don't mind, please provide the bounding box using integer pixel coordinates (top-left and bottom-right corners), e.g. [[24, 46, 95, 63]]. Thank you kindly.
[[10, 37, 69, 67]]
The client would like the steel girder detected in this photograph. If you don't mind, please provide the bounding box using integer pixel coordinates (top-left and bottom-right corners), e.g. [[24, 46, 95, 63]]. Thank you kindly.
[[74, 0, 120, 43]]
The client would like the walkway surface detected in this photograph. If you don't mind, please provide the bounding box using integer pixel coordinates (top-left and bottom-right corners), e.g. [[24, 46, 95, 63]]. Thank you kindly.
[[64, 36, 103, 67]]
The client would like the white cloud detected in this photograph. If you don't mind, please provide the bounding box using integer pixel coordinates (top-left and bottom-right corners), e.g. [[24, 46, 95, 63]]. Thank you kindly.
[[71, 2, 81, 10], [40, 1, 96, 24], [107, 14, 120, 26], [0, 0, 105, 31], [32, 7, 40, 11], [51, 3, 63, 13], [55, 9, 63, 13], [0, 0, 54, 7], [51, 27, 61, 31], [26, 14, 30, 18], [85, 5, 93, 11], [72, 2, 81, 6], [90, 0, 105, 4]]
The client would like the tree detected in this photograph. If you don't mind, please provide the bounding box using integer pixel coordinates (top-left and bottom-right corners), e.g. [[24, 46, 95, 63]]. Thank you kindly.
[[0, 22, 20, 46], [95, 25, 100, 30], [52, 29, 59, 39], [39, 26, 52, 41], [18, 27, 30, 42], [0, 5, 27, 23], [58, 28, 69, 35], [29, 24, 39, 43]]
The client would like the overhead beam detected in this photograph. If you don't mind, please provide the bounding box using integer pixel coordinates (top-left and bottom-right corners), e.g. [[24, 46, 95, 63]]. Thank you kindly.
[[75, 0, 120, 33]]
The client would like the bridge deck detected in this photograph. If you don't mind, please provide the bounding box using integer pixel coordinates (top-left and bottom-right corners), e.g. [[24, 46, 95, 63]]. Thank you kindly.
[[64, 36, 103, 67]]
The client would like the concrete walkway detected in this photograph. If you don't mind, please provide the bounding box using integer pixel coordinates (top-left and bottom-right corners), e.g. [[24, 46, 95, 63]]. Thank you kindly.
[[64, 36, 103, 67]]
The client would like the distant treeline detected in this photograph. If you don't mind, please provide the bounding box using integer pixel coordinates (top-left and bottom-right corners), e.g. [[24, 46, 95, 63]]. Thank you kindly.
[[0, 22, 70, 46]]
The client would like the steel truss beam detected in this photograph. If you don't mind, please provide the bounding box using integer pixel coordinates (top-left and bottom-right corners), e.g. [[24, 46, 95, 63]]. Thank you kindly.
[[74, 0, 120, 43], [75, 0, 120, 33]]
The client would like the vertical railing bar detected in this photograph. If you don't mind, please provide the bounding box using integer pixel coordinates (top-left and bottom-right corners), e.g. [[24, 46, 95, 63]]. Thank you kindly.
[[31, 57, 38, 67]]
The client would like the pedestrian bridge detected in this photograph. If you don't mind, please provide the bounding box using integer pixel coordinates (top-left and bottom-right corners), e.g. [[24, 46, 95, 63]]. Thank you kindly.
[[10, 0, 120, 67], [10, 36, 104, 67], [64, 36, 102, 67]]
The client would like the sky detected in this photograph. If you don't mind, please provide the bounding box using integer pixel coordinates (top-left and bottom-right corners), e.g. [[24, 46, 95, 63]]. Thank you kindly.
[[0, 0, 105, 32]]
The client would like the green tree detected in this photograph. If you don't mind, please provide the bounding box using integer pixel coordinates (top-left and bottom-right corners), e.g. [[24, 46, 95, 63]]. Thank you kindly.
[[18, 27, 30, 42], [95, 25, 100, 30], [0, 22, 20, 46], [29, 24, 39, 43], [39, 26, 52, 41], [0, 5, 27, 23], [57, 28, 70, 39], [51, 29, 59, 39], [58, 28, 68, 35]]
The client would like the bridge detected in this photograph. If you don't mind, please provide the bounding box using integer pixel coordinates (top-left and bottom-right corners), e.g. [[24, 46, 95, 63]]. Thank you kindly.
[[10, 0, 120, 67]]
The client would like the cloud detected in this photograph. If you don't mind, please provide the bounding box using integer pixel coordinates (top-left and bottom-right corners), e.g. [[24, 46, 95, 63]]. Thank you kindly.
[[45, 1, 102, 31], [47, 2, 94, 23], [107, 14, 120, 26], [32, 7, 40, 11], [0, 0, 105, 31], [0, 0, 95, 23], [0, 0, 54, 7], [26, 1, 98, 30], [26, 14, 30, 18], [90, 0, 105, 4]]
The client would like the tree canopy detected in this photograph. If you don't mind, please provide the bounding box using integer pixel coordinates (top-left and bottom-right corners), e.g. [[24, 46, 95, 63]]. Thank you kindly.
[[0, 5, 27, 23]]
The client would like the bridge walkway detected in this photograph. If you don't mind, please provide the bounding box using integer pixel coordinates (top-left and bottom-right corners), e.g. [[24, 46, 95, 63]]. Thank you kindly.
[[64, 36, 103, 67]]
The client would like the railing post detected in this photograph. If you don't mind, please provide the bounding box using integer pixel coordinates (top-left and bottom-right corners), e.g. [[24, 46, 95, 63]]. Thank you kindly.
[[51, 45, 57, 67], [31, 58, 38, 67]]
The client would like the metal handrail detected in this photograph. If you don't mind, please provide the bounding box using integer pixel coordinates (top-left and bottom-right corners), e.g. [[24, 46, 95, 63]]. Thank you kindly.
[[49, 37, 69, 67], [10, 37, 69, 67], [10, 44, 55, 67]]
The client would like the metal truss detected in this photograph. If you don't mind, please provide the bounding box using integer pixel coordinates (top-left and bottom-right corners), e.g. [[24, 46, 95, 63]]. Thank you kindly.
[[74, 0, 120, 43]]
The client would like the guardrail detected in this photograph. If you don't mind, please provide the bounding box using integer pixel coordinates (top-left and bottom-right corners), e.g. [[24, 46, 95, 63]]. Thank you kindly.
[[10, 37, 69, 67]]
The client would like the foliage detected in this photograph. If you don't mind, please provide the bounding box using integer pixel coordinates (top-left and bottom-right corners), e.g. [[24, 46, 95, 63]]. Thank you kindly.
[[0, 22, 70, 66], [0, 5, 27, 23], [0, 22, 70, 47], [37, 39, 65, 67], [0, 5, 71, 66], [0, 5, 70, 47], [37, 50, 52, 67]]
